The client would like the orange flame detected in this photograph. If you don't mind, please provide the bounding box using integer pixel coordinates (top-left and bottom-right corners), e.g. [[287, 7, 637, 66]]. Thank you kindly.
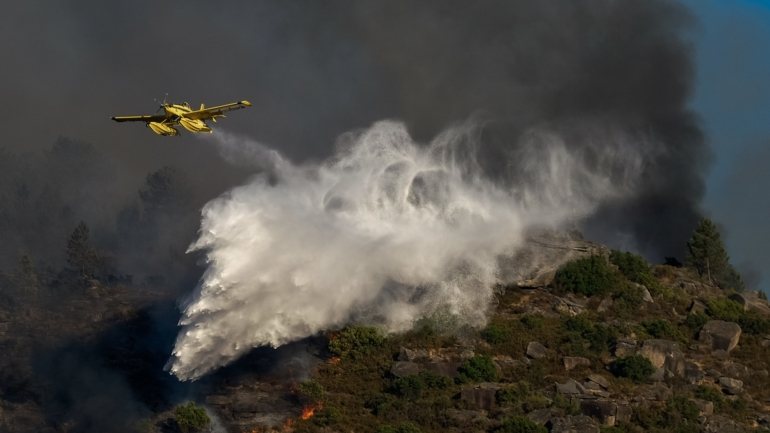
[[300, 402, 322, 420]]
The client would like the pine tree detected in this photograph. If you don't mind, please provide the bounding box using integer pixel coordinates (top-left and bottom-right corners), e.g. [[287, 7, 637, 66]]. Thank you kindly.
[[66, 221, 99, 278], [686, 218, 745, 291], [13, 254, 38, 297]]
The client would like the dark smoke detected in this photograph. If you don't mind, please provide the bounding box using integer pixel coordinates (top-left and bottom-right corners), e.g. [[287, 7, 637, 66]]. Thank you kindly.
[[0, 0, 709, 431]]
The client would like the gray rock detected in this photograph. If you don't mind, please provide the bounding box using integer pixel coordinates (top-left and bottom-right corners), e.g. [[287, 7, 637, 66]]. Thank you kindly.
[[391, 361, 420, 378], [579, 399, 617, 426], [615, 402, 632, 424], [460, 383, 502, 411], [635, 283, 653, 303], [527, 408, 555, 425], [612, 338, 637, 358], [527, 341, 548, 359], [719, 376, 744, 395], [554, 296, 586, 316], [548, 415, 600, 433], [638, 339, 685, 377], [689, 298, 708, 315], [684, 361, 705, 384], [596, 298, 613, 313], [636, 383, 672, 401], [699, 320, 742, 353], [399, 347, 429, 361], [556, 379, 585, 395], [586, 374, 610, 389], [563, 356, 591, 371]]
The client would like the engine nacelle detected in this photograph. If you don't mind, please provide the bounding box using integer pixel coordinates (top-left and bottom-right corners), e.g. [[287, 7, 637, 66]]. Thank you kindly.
[[179, 117, 212, 133], [148, 122, 178, 136]]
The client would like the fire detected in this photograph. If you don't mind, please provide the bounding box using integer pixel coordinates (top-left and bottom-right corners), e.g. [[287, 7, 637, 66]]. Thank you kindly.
[[300, 402, 322, 420]]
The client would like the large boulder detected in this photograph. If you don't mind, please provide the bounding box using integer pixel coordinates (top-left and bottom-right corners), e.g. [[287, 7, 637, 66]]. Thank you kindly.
[[563, 356, 591, 371], [459, 383, 502, 411], [638, 339, 685, 377], [699, 320, 742, 353], [580, 399, 617, 426], [527, 341, 548, 359], [719, 376, 744, 395], [556, 378, 585, 396], [548, 415, 600, 433]]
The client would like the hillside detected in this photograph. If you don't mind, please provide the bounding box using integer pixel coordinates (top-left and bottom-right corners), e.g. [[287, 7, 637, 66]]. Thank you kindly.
[[1, 231, 769, 433], [251, 241, 770, 433]]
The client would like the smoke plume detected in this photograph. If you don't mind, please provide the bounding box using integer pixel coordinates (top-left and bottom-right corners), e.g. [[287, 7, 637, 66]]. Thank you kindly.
[[169, 120, 651, 380]]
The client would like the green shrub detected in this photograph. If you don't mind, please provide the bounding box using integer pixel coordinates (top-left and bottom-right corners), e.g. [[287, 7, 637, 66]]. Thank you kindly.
[[496, 416, 548, 433], [329, 326, 385, 359], [298, 380, 325, 401], [610, 355, 655, 382], [312, 406, 345, 427], [376, 422, 422, 433], [482, 322, 512, 344], [496, 381, 531, 406], [457, 355, 498, 383], [173, 402, 210, 433], [610, 251, 654, 285], [684, 312, 708, 331], [642, 319, 682, 340], [562, 315, 617, 354], [706, 298, 770, 335], [391, 372, 451, 400], [553, 256, 622, 297], [706, 298, 744, 322], [520, 314, 545, 330]]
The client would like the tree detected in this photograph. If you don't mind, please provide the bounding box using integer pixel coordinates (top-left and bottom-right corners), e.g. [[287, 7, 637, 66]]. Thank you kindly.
[[686, 218, 744, 291], [13, 255, 38, 297], [66, 221, 99, 278]]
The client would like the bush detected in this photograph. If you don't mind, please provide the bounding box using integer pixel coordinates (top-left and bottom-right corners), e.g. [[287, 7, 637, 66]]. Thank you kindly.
[[520, 314, 545, 330], [562, 315, 617, 355], [298, 380, 325, 401], [496, 381, 531, 406], [391, 372, 451, 400], [553, 256, 622, 297], [496, 416, 548, 433], [457, 355, 498, 383], [706, 298, 770, 335], [642, 319, 682, 340], [610, 251, 654, 286], [684, 312, 708, 331], [706, 298, 744, 322], [174, 402, 210, 433], [482, 322, 512, 344], [312, 406, 345, 427], [376, 422, 422, 433], [610, 355, 655, 382], [329, 326, 385, 359]]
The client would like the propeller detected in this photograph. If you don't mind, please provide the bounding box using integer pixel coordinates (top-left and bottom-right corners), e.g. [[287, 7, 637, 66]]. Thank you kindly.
[[153, 93, 169, 113]]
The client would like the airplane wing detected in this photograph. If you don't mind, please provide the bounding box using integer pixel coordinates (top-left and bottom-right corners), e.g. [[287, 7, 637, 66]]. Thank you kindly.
[[183, 100, 252, 120], [112, 114, 168, 122]]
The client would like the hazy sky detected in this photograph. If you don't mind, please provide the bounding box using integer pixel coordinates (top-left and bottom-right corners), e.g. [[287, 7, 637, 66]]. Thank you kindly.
[[684, 0, 770, 291]]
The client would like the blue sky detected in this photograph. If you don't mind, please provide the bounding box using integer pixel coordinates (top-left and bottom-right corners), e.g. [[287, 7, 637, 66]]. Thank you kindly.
[[684, 0, 770, 292]]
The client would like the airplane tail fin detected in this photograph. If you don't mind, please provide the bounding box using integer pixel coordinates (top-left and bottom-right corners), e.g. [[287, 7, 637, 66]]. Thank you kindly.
[[199, 103, 205, 111]]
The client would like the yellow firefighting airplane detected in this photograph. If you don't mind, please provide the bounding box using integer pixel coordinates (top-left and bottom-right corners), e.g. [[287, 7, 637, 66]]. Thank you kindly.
[[112, 99, 251, 136]]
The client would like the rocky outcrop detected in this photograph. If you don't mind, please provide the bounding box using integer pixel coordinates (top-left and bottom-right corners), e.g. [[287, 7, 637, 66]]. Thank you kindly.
[[459, 383, 502, 411], [699, 320, 742, 353], [719, 376, 744, 395], [638, 339, 685, 377], [548, 415, 599, 433], [526, 341, 548, 359], [563, 356, 591, 371]]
